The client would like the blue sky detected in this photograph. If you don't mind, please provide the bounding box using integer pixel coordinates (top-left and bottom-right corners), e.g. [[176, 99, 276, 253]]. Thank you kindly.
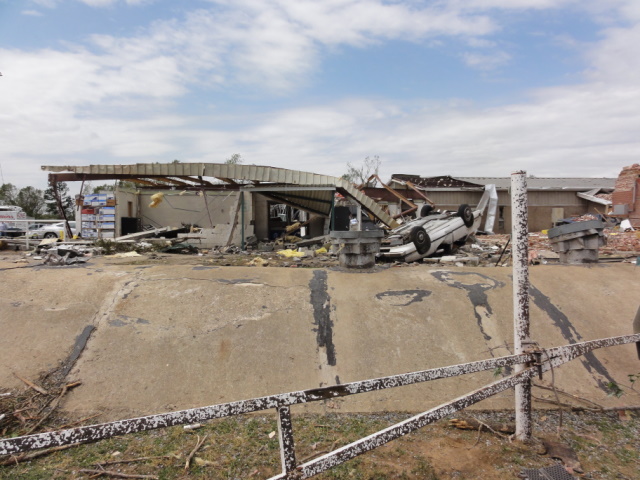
[[1, 0, 639, 190]]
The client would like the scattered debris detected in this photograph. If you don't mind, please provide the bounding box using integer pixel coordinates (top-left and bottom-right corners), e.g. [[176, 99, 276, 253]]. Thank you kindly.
[[183, 423, 202, 431], [184, 434, 208, 470], [538, 438, 583, 474], [13, 373, 49, 395], [0, 444, 77, 467], [160, 243, 199, 255], [276, 249, 305, 258], [105, 251, 142, 259], [77, 468, 158, 479], [449, 417, 515, 435], [246, 257, 269, 267]]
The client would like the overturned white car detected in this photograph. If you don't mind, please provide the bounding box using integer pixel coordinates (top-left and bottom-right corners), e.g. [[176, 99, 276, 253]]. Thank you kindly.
[[378, 185, 496, 262]]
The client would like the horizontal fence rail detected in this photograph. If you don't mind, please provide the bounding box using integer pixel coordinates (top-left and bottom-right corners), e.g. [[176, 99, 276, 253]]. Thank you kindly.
[[2, 333, 639, 478]]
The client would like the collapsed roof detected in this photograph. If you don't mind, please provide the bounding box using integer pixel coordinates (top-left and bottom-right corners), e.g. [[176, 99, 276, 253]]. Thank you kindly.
[[42, 163, 400, 228], [391, 174, 616, 191]]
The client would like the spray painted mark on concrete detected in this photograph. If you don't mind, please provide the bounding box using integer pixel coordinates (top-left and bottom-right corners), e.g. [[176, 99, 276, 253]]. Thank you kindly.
[[529, 283, 616, 392], [309, 270, 336, 366], [431, 271, 505, 342], [375, 290, 431, 306], [192, 266, 218, 271]]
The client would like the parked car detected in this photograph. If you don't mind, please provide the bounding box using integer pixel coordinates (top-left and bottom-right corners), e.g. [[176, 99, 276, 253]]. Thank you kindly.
[[27, 223, 47, 232], [377, 187, 493, 263], [29, 221, 78, 239]]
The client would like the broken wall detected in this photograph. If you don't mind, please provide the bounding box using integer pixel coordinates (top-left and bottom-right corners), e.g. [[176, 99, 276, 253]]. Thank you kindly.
[[115, 189, 139, 237], [612, 164, 640, 227], [112, 189, 253, 246]]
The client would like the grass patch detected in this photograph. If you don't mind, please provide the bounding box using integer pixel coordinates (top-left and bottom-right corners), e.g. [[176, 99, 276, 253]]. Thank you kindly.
[[1, 411, 638, 479]]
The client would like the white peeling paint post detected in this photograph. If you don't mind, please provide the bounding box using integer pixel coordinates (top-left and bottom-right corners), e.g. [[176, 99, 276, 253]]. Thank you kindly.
[[511, 170, 532, 441]]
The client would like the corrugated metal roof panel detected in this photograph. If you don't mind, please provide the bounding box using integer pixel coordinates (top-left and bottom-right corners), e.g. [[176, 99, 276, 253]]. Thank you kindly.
[[42, 163, 399, 227]]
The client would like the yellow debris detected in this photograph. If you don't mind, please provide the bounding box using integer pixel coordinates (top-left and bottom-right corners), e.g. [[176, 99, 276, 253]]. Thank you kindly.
[[276, 249, 305, 258], [285, 222, 301, 234], [149, 192, 164, 208], [247, 257, 269, 267]]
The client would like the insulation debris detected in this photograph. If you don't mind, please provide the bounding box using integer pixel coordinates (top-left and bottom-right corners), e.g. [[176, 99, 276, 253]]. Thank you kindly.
[[149, 192, 164, 208]]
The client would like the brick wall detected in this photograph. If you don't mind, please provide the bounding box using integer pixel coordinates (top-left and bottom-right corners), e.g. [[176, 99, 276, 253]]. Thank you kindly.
[[612, 164, 640, 226]]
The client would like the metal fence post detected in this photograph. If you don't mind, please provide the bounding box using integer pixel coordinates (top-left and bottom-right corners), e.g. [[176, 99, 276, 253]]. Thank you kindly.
[[511, 170, 532, 441], [276, 405, 297, 475]]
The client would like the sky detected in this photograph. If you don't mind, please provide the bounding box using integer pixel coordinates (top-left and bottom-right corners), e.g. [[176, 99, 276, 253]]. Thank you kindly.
[[0, 0, 638, 190]]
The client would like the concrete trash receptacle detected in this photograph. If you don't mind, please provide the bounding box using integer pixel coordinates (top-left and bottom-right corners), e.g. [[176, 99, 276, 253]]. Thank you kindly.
[[330, 230, 384, 269]]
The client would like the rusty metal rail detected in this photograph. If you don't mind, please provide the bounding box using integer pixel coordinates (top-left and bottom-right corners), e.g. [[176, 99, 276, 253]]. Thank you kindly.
[[2, 333, 639, 478]]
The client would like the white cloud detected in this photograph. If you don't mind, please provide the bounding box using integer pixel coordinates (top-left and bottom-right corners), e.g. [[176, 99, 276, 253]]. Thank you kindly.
[[71, 1, 498, 92], [461, 50, 511, 69], [21, 10, 44, 16], [2, 0, 640, 189], [31, 0, 156, 6], [452, 0, 578, 11]]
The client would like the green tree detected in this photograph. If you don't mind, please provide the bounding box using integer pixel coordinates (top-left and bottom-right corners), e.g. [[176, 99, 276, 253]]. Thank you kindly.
[[92, 181, 137, 192], [0, 183, 18, 205], [342, 156, 381, 187], [44, 182, 74, 218], [15, 186, 45, 218], [91, 183, 116, 193]]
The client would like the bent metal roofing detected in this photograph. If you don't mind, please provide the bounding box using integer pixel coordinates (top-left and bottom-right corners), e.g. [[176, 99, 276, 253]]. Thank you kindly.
[[42, 163, 400, 228]]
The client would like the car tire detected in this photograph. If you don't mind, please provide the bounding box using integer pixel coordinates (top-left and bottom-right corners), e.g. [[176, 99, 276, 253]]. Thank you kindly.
[[420, 205, 434, 217], [410, 226, 431, 255], [44, 232, 58, 239], [457, 204, 474, 227]]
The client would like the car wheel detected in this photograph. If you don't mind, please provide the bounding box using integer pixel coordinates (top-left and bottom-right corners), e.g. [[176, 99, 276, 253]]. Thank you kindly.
[[457, 204, 474, 227], [410, 226, 431, 255], [420, 205, 434, 217], [44, 232, 58, 239]]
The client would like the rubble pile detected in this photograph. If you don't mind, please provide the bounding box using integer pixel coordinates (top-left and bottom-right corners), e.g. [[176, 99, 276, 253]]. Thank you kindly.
[[39, 244, 101, 266], [601, 229, 640, 254], [563, 213, 601, 223]]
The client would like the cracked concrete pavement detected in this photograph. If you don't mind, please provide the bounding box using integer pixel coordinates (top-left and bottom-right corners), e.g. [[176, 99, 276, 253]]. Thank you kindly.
[[1, 253, 639, 421]]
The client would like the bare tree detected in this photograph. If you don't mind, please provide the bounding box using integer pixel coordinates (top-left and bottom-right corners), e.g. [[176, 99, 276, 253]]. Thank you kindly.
[[342, 156, 381, 187], [225, 153, 243, 165]]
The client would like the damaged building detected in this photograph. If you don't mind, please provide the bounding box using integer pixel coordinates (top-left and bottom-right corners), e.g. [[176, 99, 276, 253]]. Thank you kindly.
[[42, 163, 399, 248], [384, 174, 616, 232], [611, 163, 640, 227]]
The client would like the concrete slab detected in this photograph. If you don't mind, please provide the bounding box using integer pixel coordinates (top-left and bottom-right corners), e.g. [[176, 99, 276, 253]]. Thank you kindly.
[[0, 261, 131, 389], [1, 256, 638, 422]]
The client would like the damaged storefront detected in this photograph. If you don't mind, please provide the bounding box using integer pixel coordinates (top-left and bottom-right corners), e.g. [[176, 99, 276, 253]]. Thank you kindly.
[[41, 163, 398, 251]]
